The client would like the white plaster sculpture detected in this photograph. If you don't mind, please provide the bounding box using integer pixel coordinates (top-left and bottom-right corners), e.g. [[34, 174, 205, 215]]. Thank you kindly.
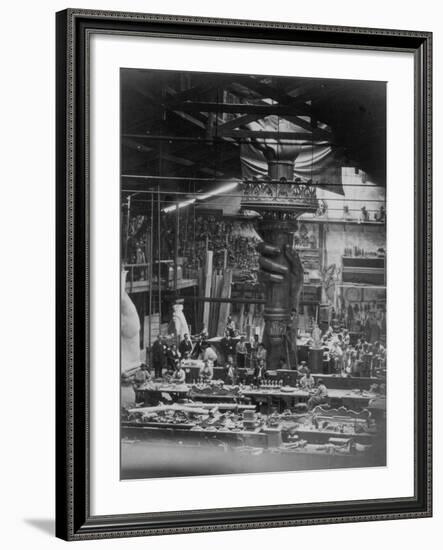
[[121, 270, 141, 373], [169, 301, 190, 343], [311, 324, 323, 349]]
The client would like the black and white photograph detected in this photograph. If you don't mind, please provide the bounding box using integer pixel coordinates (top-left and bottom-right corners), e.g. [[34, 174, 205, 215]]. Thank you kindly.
[[50, 5, 432, 542], [120, 68, 387, 480], [0, 0, 437, 544]]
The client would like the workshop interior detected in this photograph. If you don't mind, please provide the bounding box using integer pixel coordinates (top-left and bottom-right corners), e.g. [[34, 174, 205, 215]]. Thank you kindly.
[[119, 68, 387, 479]]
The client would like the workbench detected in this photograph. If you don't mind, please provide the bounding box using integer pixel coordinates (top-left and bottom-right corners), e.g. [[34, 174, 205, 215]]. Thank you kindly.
[[121, 423, 267, 447], [135, 382, 379, 412], [241, 387, 377, 412]]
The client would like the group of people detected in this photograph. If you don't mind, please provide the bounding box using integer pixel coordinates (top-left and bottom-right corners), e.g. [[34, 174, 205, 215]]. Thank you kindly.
[[295, 361, 329, 409], [139, 323, 385, 396], [132, 328, 331, 411], [144, 332, 221, 385], [312, 327, 386, 378], [221, 353, 266, 386], [222, 353, 327, 409], [221, 332, 268, 370], [133, 355, 187, 391], [131, 360, 185, 403], [216, 326, 268, 385], [150, 333, 194, 378]]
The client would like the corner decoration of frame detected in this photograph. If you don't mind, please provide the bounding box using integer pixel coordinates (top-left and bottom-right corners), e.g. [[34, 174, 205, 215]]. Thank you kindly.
[[55, 8, 432, 541]]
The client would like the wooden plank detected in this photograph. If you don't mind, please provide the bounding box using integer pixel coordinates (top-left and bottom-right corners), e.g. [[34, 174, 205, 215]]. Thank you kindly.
[[249, 304, 256, 328], [217, 269, 233, 336], [214, 273, 223, 336], [188, 296, 265, 304], [127, 403, 207, 415], [217, 113, 264, 132], [169, 101, 310, 116], [125, 278, 198, 294], [233, 77, 311, 116], [218, 129, 324, 140], [209, 270, 218, 336], [202, 251, 213, 332], [239, 303, 245, 334]]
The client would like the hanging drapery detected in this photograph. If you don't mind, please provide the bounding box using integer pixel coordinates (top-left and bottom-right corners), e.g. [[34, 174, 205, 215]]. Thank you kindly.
[[239, 115, 345, 195]]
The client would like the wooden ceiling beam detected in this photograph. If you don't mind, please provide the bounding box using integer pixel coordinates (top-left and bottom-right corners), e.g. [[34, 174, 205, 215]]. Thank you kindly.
[[165, 101, 311, 116], [217, 129, 328, 140], [234, 76, 312, 115], [123, 134, 212, 142], [171, 110, 206, 129], [213, 94, 331, 139], [282, 115, 331, 139], [217, 113, 263, 132], [227, 77, 332, 139]]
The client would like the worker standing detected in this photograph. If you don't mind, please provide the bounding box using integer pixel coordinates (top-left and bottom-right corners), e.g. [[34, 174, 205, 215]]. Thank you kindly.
[[235, 336, 247, 368]]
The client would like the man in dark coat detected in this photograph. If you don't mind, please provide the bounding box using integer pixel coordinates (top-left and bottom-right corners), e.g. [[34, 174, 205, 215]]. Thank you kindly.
[[179, 333, 193, 359], [222, 335, 236, 361], [150, 334, 166, 378], [167, 343, 181, 370]]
